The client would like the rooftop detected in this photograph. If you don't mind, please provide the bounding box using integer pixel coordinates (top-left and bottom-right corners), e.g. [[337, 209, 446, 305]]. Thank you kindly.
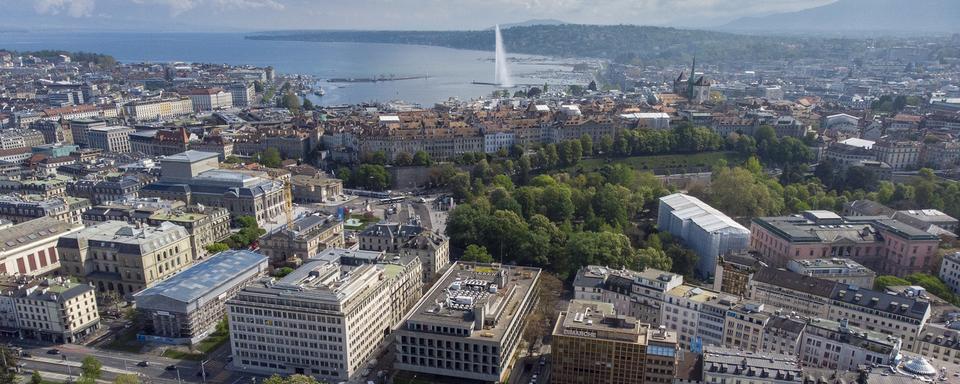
[[553, 300, 649, 344], [162, 150, 219, 164], [0, 217, 83, 253], [702, 346, 801, 381], [405, 262, 541, 342], [59, 220, 189, 254], [133, 250, 267, 304]]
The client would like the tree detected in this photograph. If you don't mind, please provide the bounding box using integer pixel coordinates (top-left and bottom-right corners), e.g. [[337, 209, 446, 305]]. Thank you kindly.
[[462, 244, 494, 263], [394, 152, 413, 166], [114, 374, 140, 384], [587, 80, 598, 91], [666, 244, 698, 277], [223, 155, 241, 164], [301, 98, 314, 111], [258, 147, 282, 168], [636, 247, 672, 271], [280, 92, 301, 113], [353, 164, 390, 191], [205, 242, 230, 254], [413, 150, 432, 166], [0, 348, 16, 384], [81, 356, 103, 381], [580, 134, 593, 156]]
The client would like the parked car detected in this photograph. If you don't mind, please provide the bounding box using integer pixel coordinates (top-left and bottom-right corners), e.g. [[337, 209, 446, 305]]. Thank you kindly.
[[137, 361, 149, 367], [46, 349, 60, 355], [165, 365, 177, 371]]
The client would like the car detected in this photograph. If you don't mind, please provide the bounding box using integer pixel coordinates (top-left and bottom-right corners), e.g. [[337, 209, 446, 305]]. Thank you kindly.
[[165, 365, 177, 371], [137, 361, 149, 367], [46, 349, 60, 355]]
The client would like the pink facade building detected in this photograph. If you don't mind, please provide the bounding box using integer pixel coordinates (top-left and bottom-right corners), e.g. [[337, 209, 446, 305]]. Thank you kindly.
[[750, 210, 940, 277]]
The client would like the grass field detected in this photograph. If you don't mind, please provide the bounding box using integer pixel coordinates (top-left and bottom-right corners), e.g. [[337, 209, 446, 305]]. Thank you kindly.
[[161, 321, 230, 361], [568, 151, 745, 174]]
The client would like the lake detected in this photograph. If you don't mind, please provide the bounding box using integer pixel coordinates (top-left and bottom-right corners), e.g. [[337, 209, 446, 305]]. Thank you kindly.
[[0, 31, 591, 106]]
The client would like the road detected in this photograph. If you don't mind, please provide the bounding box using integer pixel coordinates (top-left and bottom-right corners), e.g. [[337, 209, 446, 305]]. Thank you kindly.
[[9, 340, 266, 384]]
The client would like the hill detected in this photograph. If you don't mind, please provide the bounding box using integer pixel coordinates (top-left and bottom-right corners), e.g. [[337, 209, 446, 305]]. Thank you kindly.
[[721, 0, 960, 35], [247, 24, 868, 65]]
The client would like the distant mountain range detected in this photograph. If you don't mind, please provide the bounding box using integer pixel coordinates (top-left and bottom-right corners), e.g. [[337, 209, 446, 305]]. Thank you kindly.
[[493, 19, 567, 30], [721, 0, 960, 35]]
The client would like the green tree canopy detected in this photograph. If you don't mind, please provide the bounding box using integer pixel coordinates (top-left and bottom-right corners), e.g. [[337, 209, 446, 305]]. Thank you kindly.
[[462, 244, 494, 263]]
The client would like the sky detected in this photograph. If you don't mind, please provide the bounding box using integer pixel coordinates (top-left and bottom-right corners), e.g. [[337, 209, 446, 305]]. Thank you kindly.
[[0, 0, 838, 31]]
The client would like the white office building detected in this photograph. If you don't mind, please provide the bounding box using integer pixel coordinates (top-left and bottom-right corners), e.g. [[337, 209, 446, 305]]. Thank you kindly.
[[657, 193, 750, 279]]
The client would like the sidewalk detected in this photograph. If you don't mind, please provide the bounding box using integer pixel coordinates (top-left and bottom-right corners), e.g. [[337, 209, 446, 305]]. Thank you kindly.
[[27, 356, 138, 375], [19, 371, 111, 384]]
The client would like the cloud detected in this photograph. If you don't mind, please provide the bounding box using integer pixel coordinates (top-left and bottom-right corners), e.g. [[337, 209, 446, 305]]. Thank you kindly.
[[131, 0, 283, 15], [213, 0, 285, 11], [34, 0, 96, 17]]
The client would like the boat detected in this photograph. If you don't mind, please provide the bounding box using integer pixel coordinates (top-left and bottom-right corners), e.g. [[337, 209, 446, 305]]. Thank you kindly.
[[314, 87, 325, 97]]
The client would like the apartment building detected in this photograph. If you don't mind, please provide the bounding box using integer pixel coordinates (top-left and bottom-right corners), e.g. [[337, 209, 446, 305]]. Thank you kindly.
[[227, 249, 422, 382], [7, 277, 99, 343], [399, 232, 450, 282], [57, 221, 193, 297], [87, 125, 134, 153], [915, 320, 960, 366], [0, 194, 89, 224], [0, 217, 83, 276], [552, 300, 679, 384], [785, 258, 877, 288], [750, 210, 940, 277], [940, 252, 960, 294], [122, 97, 194, 121], [661, 284, 736, 350], [66, 175, 145, 205], [134, 250, 268, 345], [290, 174, 343, 203], [573, 265, 684, 326], [713, 252, 765, 297], [359, 221, 424, 252], [259, 215, 345, 264], [393, 262, 540, 383], [799, 318, 901, 371], [761, 315, 806, 356], [227, 83, 256, 107], [747, 268, 834, 320], [723, 302, 771, 352], [701, 346, 802, 384], [0, 178, 67, 198], [658, 193, 750, 279], [146, 205, 231, 260], [828, 283, 930, 351], [67, 118, 106, 148], [874, 140, 921, 170]]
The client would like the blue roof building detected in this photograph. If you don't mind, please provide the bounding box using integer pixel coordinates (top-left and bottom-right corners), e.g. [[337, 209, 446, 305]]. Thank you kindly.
[[133, 249, 268, 344]]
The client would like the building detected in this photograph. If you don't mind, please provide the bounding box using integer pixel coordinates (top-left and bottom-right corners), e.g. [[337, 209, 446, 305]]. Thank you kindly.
[[747, 268, 835, 319], [9, 277, 99, 343], [657, 193, 750, 279], [785, 258, 877, 288], [399, 232, 450, 282], [0, 217, 84, 277], [874, 140, 921, 170], [67, 118, 106, 148], [258, 215, 345, 264], [184, 88, 233, 112], [66, 175, 145, 205], [573, 265, 683, 326], [57, 221, 193, 297], [0, 194, 90, 224], [551, 300, 679, 384], [123, 97, 194, 122], [393, 262, 541, 383], [81, 198, 185, 225], [290, 174, 343, 203], [894, 209, 959, 235], [940, 253, 960, 295], [227, 83, 256, 108], [87, 126, 134, 153], [146, 205, 231, 260], [799, 318, 901, 371], [359, 221, 424, 252], [227, 249, 422, 381], [141, 150, 286, 225], [915, 320, 960, 366], [713, 252, 765, 297], [750, 210, 941, 277], [134, 250, 268, 345], [661, 284, 735, 350], [722, 302, 771, 352], [0, 178, 67, 198], [30, 119, 73, 144], [761, 315, 806, 356], [701, 346, 802, 384]]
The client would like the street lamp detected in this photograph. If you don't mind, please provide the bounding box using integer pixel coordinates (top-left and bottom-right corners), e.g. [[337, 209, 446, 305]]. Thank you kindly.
[[200, 359, 209, 383]]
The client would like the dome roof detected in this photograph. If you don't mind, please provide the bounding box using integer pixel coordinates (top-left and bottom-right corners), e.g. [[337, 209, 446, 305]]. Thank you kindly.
[[901, 356, 937, 376]]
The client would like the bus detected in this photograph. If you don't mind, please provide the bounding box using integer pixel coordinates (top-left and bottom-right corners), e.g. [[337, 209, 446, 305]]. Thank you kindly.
[[378, 196, 405, 205]]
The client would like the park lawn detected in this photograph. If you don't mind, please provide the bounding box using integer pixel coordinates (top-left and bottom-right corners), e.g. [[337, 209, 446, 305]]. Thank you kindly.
[[570, 151, 745, 173], [345, 214, 379, 230], [161, 323, 230, 361]]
